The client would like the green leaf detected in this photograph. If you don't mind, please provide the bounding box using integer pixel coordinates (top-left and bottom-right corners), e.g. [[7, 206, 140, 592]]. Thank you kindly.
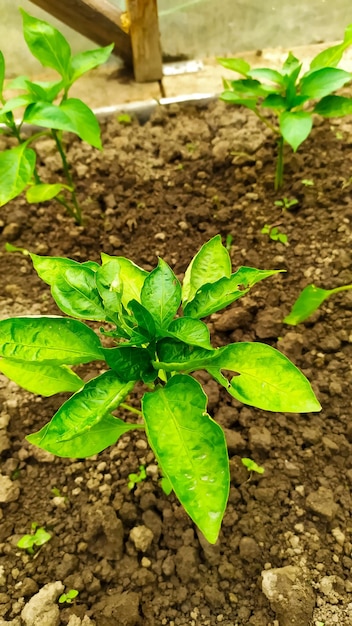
[[241, 458, 265, 474], [6, 75, 29, 90], [248, 68, 284, 85], [142, 374, 230, 543], [219, 92, 257, 110], [228, 78, 272, 97], [156, 338, 217, 372], [0, 145, 36, 206], [127, 299, 156, 343], [283, 284, 336, 325], [26, 183, 71, 203], [182, 235, 231, 306], [300, 68, 351, 99], [141, 258, 181, 329], [101, 254, 148, 308], [282, 53, 302, 79], [0, 359, 83, 395], [0, 316, 103, 364], [0, 51, 4, 100], [207, 343, 321, 412], [279, 111, 313, 151], [27, 371, 136, 457], [0, 95, 37, 114], [31, 254, 106, 321], [25, 79, 63, 102], [184, 267, 280, 319], [310, 24, 352, 69], [60, 98, 102, 149], [95, 260, 122, 321], [166, 317, 212, 349], [103, 346, 156, 383], [69, 44, 114, 81], [314, 95, 352, 117], [261, 94, 287, 110], [21, 9, 72, 81], [217, 57, 250, 75]]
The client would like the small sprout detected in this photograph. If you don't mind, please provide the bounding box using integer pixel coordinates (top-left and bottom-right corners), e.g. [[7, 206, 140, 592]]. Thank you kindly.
[[274, 197, 298, 211], [5, 243, 30, 255], [225, 233, 233, 251], [11, 466, 21, 480], [185, 142, 198, 153], [261, 224, 288, 245], [160, 475, 173, 495], [128, 465, 147, 490], [117, 113, 132, 125], [59, 589, 79, 604], [17, 523, 51, 555], [302, 178, 314, 186], [335, 130, 343, 140], [241, 458, 265, 474]]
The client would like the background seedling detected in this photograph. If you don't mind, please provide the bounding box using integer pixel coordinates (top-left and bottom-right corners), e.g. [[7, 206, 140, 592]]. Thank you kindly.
[[128, 465, 147, 490], [117, 113, 132, 125], [302, 178, 314, 187], [218, 23, 352, 188], [241, 458, 265, 474], [0, 235, 321, 543], [58, 589, 79, 604], [274, 197, 298, 211], [284, 282, 352, 325], [17, 522, 51, 555], [0, 10, 112, 223], [261, 224, 288, 245]]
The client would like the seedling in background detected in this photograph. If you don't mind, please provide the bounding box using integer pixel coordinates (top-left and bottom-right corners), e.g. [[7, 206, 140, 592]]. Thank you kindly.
[[117, 113, 132, 125], [58, 589, 79, 604], [241, 458, 265, 474], [128, 465, 147, 490], [0, 235, 321, 543], [261, 224, 288, 245], [284, 282, 352, 325], [302, 178, 314, 187], [218, 22, 352, 189], [0, 10, 113, 224], [274, 197, 298, 211], [17, 522, 51, 555]]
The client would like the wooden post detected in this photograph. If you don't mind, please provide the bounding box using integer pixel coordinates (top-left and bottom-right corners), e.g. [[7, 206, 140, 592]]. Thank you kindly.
[[127, 0, 163, 82], [29, 0, 133, 67]]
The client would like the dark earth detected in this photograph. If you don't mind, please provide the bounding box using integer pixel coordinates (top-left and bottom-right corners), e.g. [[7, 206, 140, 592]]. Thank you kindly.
[[0, 99, 352, 626]]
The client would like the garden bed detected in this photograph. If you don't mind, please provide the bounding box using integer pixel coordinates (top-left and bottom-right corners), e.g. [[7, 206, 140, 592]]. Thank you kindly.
[[0, 99, 352, 626]]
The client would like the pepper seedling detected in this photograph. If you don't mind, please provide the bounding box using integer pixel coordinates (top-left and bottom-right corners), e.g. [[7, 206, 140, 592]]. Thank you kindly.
[[128, 465, 147, 490], [59, 589, 79, 604], [218, 22, 352, 189], [17, 522, 51, 555], [0, 235, 321, 543], [0, 10, 112, 223]]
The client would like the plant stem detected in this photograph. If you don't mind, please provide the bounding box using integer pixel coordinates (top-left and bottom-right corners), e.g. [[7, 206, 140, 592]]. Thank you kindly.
[[331, 284, 352, 295], [51, 129, 82, 224], [275, 137, 284, 190], [253, 109, 279, 135], [120, 403, 144, 418]]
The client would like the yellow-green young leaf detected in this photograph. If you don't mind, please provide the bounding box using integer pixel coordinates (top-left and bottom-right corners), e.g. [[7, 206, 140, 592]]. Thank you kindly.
[[279, 111, 313, 152], [21, 9, 72, 81], [166, 317, 212, 349], [0, 359, 83, 396], [141, 258, 181, 329], [101, 254, 148, 308], [70, 44, 114, 81], [283, 284, 337, 325], [182, 235, 231, 306], [26, 183, 71, 203], [95, 260, 122, 321], [0, 316, 103, 364], [142, 374, 230, 544], [217, 57, 250, 75], [207, 342, 321, 413], [0, 95, 36, 114], [310, 24, 352, 70], [0, 145, 36, 206], [27, 371, 136, 457]]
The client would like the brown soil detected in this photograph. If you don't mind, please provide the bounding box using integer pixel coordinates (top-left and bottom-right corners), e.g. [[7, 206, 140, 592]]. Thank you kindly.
[[0, 100, 352, 626]]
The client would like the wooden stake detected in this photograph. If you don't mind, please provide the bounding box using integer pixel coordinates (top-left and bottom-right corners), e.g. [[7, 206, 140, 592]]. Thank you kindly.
[[127, 0, 162, 82]]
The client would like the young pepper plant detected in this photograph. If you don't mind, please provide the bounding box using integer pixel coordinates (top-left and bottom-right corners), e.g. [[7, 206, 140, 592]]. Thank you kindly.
[[218, 22, 352, 189], [0, 10, 113, 223], [0, 235, 321, 543]]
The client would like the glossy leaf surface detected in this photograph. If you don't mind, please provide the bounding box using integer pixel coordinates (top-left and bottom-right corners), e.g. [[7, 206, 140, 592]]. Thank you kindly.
[[166, 317, 212, 349], [279, 111, 313, 151], [101, 254, 148, 308], [0, 145, 36, 206], [27, 371, 136, 457], [0, 359, 83, 395], [141, 258, 181, 329], [156, 338, 217, 371], [103, 346, 156, 383], [26, 183, 71, 203], [60, 98, 102, 148], [142, 374, 229, 543], [207, 342, 321, 412], [182, 235, 231, 307], [0, 316, 103, 364], [283, 284, 336, 325]]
